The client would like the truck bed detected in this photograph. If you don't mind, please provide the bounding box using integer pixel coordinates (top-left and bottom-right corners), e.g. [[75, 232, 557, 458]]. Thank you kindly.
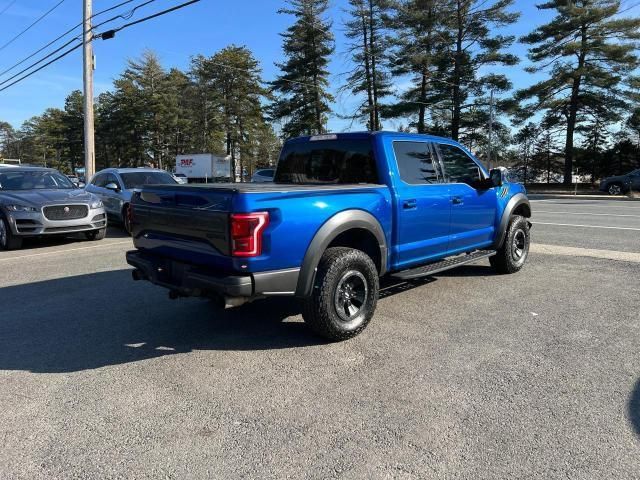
[[147, 182, 384, 193], [130, 181, 392, 274]]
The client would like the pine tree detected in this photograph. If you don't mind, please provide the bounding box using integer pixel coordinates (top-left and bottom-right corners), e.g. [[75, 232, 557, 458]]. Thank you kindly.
[[517, 0, 640, 184], [95, 93, 120, 168], [577, 92, 622, 181], [386, 0, 449, 133], [254, 124, 282, 168], [200, 46, 268, 180], [63, 90, 85, 172], [36, 108, 67, 170], [0, 121, 18, 158], [627, 107, 640, 156], [118, 51, 171, 168], [271, 0, 335, 138], [531, 117, 564, 183], [161, 68, 193, 163], [95, 89, 146, 168], [342, 0, 392, 130], [514, 123, 539, 184], [188, 54, 225, 154], [437, 0, 519, 142]]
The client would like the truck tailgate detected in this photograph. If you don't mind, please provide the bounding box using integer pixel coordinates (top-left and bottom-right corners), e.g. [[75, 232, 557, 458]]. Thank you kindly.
[[130, 185, 233, 266]]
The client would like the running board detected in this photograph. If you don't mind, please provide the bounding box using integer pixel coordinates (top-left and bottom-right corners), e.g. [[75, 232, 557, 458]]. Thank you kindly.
[[391, 250, 496, 280]]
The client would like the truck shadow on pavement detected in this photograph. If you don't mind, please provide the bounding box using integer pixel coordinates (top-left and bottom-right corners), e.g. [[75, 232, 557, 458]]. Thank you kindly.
[[0, 269, 442, 374], [0, 269, 319, 373], [0, 260, 450, 372]]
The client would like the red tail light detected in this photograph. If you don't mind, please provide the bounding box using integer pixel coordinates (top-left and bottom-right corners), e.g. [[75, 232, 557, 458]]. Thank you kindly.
[[230, 212, 269, 257]]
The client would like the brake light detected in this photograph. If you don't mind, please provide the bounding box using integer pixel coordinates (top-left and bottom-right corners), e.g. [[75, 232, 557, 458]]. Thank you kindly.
[[230, 212, 269, 257]]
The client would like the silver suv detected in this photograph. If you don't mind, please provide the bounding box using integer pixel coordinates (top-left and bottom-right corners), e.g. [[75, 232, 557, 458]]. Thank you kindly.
[[0, 167, 107, 250], [250, 168, 275, 183], [85, 168, 177, 233]]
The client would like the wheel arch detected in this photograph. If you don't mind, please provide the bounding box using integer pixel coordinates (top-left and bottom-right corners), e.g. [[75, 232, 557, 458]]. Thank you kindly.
[[493, 193, 531, 249], [295, 209, 388, 297]]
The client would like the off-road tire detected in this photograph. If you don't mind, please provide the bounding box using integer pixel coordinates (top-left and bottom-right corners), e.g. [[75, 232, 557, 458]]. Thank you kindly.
[[85, 228, 106, 241], [0, 216, 23, 250], [490, 215, 530, 274], [302, 247, 379, 341]]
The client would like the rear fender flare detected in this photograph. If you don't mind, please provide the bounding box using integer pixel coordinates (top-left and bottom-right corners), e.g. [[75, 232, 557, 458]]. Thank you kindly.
[[494, 192, 531, 249], [295, 210, 388, 297]]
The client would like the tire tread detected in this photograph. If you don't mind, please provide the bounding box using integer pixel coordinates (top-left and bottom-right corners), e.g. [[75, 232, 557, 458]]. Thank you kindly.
[[302, 247, 379, 341], [490, 215, 529, 274]]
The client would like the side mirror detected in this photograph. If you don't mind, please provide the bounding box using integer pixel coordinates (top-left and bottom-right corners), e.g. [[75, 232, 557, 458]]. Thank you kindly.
[[104, 182, 120, 192], [78, 182, 86, 189], [489, 168, 508, 187]]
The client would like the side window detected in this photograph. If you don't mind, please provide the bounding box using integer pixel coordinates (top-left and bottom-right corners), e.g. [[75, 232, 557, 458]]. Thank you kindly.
[[437, 143, 482, 184], [393, 141, 440, 185], [92, 174, 105, 187], [105, 173, 120, 187]]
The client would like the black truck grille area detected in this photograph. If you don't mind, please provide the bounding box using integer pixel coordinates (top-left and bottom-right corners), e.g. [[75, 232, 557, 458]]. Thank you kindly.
[[43, 205, 88, 221]]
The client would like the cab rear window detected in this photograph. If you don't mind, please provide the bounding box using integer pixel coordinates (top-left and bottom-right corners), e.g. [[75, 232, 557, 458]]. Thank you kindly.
[[274, 139, 378, 184]]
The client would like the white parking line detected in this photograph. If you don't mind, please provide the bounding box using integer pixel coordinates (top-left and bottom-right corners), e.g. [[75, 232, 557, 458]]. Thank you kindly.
[[533, 222, 640, 231], [0, 240, 132, 263], [535, 210, 640, 218], [530, 198, 636, 202], [531, 199, 640, 209], [531, 243, 640, 263]]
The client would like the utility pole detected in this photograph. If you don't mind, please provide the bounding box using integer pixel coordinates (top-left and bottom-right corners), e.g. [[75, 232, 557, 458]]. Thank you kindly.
[[83, 0, 95, 182], [487, 89, 494, 170]]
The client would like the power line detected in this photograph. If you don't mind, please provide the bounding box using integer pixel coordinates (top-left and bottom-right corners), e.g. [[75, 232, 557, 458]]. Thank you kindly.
[[618, 0, 640, 15], [0, 0, 201, 93], [0, 37, 79, 87], [0, 0, 68, 52], [0, 0, 149, 79], [97, 0, 201, 39], [0, 42, 83, 92], [0, 0, 161, 86], [93, 0, 159, 30], [0, 0, 18, 17]]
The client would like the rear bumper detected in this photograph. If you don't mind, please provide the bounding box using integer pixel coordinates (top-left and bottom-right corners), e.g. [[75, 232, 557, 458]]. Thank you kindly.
[[126, 250, 299, 298]]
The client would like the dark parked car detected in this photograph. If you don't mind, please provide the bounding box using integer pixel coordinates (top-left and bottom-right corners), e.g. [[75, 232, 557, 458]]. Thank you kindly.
[[0, 167, 107, 250], [599, 169, 640, 195]]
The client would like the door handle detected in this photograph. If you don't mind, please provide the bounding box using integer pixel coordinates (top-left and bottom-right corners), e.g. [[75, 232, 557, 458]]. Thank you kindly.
[[403, 199, 417, 210], [451, 196, 463, 205]]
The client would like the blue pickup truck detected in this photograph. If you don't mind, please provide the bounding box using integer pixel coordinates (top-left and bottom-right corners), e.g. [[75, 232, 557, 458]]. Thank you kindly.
[[126, 132, 531, 341]]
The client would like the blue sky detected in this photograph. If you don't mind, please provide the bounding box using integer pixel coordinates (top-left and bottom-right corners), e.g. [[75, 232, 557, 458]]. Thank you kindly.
[[0, 0, 636, 132]]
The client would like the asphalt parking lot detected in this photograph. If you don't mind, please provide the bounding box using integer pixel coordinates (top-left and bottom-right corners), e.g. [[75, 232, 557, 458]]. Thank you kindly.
[[1, 196, 639, 479]]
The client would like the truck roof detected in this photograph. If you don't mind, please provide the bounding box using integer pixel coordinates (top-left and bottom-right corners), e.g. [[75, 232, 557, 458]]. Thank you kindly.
[[285, 131, 460, 145]]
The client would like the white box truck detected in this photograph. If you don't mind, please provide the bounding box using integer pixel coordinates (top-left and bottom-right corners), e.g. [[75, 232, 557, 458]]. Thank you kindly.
[[175, 154, 231, 182]]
